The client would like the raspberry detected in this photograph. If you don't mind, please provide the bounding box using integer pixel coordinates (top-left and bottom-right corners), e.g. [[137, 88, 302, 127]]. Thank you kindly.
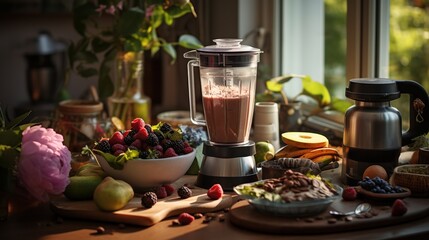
[[109, 131, 124, 146], [141, 192, 157, 208], [113, 149, 125, 156], [164, 147, 178, 158], [95, 139, 111, 153], [131, 139, 142, 149], [154, 186, 168, 199], [131, 118, 145, 132], [392, 199, 407, 216], [162, 184, 175, 196], [207, 184, 223, 200], [183, 146, 193, 154], [112, 143, 126, 152], [177, 186, 192, 199], [134, 128, 149, 141], [160, 122, 173, 133], [342, 187, 357, 201], [147, 132, 159, 146], [178, 213, 194, 225]]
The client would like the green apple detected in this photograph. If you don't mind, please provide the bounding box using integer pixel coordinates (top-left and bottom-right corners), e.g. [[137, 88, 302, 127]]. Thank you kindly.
[[64, 175, 103, 201], [254, 141, 275, 164]]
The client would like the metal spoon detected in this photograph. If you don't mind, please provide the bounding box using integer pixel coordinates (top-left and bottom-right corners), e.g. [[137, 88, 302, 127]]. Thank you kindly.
[[329, 203, 371, 217]]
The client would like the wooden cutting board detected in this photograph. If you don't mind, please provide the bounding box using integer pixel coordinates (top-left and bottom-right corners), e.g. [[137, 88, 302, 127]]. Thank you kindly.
[[51, 193, 233, 226], [229, 197, 429, 234]]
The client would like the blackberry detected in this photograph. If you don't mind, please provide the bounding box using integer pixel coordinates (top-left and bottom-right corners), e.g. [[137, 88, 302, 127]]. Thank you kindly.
[[139, 150, 150, 159], [154, 130, 165, 142], [162, 139, 174, 151], [95, 140, 111, 153], [124, 130, 137, 145], [141, 192, 157, 208], [171, 140, 185, 154], [147, 132, 159, 146], [144, 124, 153, 133], [177, 186, 192, 199], [160, 122, 173, 133]]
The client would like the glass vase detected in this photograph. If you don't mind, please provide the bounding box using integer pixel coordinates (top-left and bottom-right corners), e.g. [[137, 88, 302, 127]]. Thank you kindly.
[[108, 51, 151, 129]]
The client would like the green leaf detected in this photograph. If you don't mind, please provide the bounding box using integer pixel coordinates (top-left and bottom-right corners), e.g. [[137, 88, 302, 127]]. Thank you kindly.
[[72, 2, 95, 36], [301, 76, 331, 107], [166, 2, 196, 18], [178, 34, 203, 49], [266, 75, 295, 93], [117, 7, 145, 37], [164, 12, 174, 25], [0, 146, 19, 169], [77, 66, 98, 77], [5, 111, 30, 130], [74, 51, 98, 63], [150, 5, 165, 29], [162, 43, 177, 61], [330, 97, 353, 113], [91, 37, 112, 53], [0, 130, 22, 147], [93, 149, 139, 170]]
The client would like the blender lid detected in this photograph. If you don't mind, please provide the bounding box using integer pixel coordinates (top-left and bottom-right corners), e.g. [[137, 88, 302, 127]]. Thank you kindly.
[[346, 78, 401, 101], [187, 39, 262, 67]]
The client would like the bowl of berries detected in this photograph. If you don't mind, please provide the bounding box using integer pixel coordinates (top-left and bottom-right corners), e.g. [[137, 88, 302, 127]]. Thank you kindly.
[[92, 118, 197, 192]]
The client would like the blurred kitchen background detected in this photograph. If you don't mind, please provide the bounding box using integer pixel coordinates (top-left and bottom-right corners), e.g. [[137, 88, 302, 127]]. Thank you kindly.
[[0, 0, 428, 130]]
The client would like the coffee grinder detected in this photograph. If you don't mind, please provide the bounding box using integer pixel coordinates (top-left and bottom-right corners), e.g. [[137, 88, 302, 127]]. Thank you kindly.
[[184, 39, 262, 190]]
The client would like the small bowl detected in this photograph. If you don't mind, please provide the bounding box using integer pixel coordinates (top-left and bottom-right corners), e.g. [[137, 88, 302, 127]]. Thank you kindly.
[[96, 150, 196, 191], [234, 181, 342, 217], [391, 164, 429, 197]]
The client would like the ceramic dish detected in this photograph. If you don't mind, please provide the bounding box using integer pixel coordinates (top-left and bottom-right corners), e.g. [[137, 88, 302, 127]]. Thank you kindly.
[[355, 186, 411, 200], [234, 181, 342, 217], [96, 149, 196, 192]]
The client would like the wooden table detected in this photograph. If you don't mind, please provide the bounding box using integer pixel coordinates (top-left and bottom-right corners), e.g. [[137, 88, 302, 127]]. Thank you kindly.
[[1, 174, 429, 240]]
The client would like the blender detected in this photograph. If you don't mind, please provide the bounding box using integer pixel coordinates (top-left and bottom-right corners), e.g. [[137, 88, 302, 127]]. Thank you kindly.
[[184, 39, 262, 190]]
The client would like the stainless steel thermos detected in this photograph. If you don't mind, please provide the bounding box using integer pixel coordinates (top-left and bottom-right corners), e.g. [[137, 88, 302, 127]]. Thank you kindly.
[[342, 78, 429, 185]]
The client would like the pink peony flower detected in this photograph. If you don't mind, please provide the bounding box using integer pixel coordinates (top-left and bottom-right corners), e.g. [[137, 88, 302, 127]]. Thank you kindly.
[[105, 5, 116, 15], [17, 125, 71, 202], [95, 4, 106, 15]]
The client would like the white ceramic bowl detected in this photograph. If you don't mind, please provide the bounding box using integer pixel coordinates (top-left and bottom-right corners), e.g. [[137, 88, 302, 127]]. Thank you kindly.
[[96, 150, 196, 191]]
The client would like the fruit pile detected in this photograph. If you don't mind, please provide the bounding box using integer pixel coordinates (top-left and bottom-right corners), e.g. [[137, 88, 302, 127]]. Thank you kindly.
[[94, 118, 193, 159], [358, 176, 406, 194]]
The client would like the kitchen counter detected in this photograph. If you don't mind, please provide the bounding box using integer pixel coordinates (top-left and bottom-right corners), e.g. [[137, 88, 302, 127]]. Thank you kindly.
[[1, 174, 429, 240]]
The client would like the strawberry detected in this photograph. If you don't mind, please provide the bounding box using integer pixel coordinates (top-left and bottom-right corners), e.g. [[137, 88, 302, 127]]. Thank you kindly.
[[207, 184, 223, 200], [342, 187, 357, 201], [154, 186, 168, 199], [108, 131, 124, 146], [134, 127, 149, 141], [164, 147, 178, 158], [131, 118, 145, 132], [162, 184, 175, 196], [391, 199, 407, 216], [178, 213, 194, 225]]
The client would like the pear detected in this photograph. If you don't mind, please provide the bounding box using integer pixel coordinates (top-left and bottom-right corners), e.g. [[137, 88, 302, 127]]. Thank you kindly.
[[93, 177, 134, 211], [76, 163, 106, 178], [64, 175, 103, 201]]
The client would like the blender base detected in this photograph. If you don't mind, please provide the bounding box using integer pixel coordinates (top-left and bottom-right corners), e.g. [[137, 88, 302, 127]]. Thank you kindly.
[[195, 172, 258, 191]]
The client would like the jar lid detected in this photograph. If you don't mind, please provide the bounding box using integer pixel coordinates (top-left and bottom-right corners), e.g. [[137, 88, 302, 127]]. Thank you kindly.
[[184, 39, 262, 67], [346, 78, 401, 102], [58, 100, 103, 115]]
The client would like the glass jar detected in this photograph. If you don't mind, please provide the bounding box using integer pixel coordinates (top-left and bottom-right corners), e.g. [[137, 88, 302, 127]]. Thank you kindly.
[[53, 100, 109, 153]]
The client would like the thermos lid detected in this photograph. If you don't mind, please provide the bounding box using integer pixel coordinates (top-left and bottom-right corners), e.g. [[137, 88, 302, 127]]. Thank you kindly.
[[346, 78, 401, 101], [184, 39, 262, 67]]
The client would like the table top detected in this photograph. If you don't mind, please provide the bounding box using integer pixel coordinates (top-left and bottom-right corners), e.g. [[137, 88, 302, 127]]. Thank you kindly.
[[1, 174, 429, 240]]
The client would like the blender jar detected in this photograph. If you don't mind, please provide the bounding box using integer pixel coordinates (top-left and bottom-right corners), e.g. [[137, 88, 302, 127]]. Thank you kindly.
[[185, 39, 262, 145]]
